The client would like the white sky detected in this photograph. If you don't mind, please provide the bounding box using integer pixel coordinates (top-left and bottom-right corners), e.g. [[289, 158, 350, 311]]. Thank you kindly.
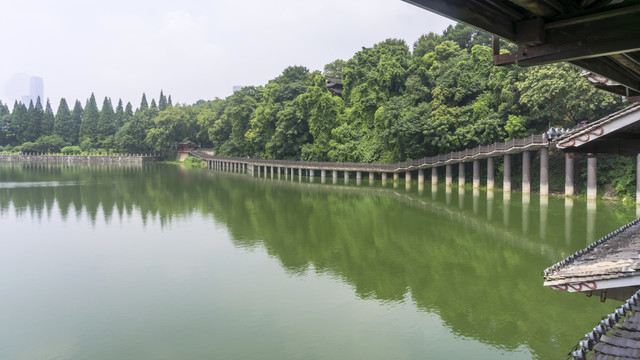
[[0, 0, 453, 110]]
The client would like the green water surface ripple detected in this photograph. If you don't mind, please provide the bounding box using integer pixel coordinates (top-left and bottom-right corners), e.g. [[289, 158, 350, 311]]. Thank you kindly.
[[0, 163, 636, 359]]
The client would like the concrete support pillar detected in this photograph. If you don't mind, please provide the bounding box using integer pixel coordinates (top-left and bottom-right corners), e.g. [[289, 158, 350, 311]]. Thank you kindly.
[[356, 171, 362, 179], [344, 171, 349, 182], [418, 169, 424, 184], [406, 171, 411, 184], [369, 172, 374, 183], [503, 154, 511, 192], [333, 170, 338, 180], [565, 154, 574, 196], [458, 162, 465, 187], [321, 170, 326, 179], [431, 167, 438, 185], [393, 173, 399, 182], [522, 150, 531, 194], [270, 166, 274, 178], [298, 168, 302, 177], [310, 169, 314, 177], [487, 157, 494, 190], [381, 172, 387, 185], [445, 165, 452, 186], [540, 147, 549, 195], [257, 164, 260, 175], [587, 157, 597, 200], [637, 154, 640, 204], [473, 159, 480, 188]]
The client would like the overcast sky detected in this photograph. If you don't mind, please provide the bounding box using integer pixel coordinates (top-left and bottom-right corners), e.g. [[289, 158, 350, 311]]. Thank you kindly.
[[0, 0, 453, 110]]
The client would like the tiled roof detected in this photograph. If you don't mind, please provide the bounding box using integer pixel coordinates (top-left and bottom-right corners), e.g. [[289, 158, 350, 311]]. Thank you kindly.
[[554, 103, 640, 143], [570, 290, 640, 360], [543, 219, 640, 287]]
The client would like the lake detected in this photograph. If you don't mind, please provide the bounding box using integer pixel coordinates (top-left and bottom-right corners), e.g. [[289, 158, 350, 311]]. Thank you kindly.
[[0, 163, 636, 359]]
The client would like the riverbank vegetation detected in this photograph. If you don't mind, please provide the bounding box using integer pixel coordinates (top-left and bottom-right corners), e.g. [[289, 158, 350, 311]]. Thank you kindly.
[[0, 24, 633, 198]]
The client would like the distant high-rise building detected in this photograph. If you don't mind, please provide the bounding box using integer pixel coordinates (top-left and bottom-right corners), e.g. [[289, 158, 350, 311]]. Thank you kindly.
[[29, 77, 43, 104]]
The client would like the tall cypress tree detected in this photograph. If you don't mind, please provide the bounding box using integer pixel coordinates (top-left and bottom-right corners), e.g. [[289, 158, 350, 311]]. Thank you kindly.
[[97, 97, 115, 143], [11, 101, 28, 144], [54, 98, 73, 143], [150, 98, 157, 110], [0, 100, 9, 116], [70, 100, 83, 145], [114, 99, 124, 129], [124, 102, 134, 123], [80, 93, 99, 146], [0, 101, 10, 146], [167, 95, 172, 107], [158, 90, 168, 111], [25, 99, 43, 142], [139, 93, 148, 113], [41, 99, 55, 137]]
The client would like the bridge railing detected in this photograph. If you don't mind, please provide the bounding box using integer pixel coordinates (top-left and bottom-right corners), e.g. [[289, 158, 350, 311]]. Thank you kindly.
[[192, 134, 547, 173]]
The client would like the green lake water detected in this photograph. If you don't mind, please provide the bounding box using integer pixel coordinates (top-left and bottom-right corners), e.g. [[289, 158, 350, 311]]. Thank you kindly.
[[0, 163, 637, 359]]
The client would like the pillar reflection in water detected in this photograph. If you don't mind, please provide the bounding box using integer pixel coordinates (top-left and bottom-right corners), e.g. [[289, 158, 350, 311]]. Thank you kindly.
[[565, 197, 573, 245], [418, 182, 424, 195], [431, 184, 438, 201], [522, 193, 530, 234], [487, 190, 494, 222], [540, 196, 548, 240], [587, 200, 597, 244], [473, 188, 479, 215], [503, 192, 510, 228], [446, 186, 451, 205], [405, 181, 411, 191], [458, 187, 465, 210]]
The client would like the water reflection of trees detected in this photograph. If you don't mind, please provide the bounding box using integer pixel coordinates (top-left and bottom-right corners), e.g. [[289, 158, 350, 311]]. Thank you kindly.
[[1, 163, 635, 359]]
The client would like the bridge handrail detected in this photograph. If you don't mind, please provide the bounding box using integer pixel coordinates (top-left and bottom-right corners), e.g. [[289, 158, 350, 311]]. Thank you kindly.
[[191, 134, 547, 173]]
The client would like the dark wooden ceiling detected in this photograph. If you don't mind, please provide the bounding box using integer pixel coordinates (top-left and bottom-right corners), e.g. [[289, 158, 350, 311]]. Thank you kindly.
[[403, 0, 640, 97]]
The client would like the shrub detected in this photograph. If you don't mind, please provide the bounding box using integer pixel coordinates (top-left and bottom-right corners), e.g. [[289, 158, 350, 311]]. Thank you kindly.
[[20, 142, 37, 153], [35, 135, 67, 153], [61, 146, 82, 155]]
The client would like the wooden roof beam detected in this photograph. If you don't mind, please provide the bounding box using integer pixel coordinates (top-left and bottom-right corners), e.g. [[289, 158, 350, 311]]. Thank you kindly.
[[509, 0, 559, 16], [401, 0, 517, 40], [494, 12, 640, 66]]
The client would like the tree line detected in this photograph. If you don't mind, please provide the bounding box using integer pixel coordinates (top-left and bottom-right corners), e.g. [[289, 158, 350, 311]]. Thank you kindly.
[[0, 24, 625, 161]]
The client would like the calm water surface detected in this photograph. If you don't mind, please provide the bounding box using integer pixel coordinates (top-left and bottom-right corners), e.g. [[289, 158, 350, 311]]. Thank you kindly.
[[0, 163, 637, 359]]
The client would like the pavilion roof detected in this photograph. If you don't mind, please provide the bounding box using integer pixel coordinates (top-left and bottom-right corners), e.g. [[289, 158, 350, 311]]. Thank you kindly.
[[554, 103, 640, 154], [402, 0, 640, 98], [543, 218, 640, 293]]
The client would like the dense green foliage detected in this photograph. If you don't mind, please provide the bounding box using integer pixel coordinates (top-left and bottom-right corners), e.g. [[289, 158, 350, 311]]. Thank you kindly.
[[0, 24, 630, 195]]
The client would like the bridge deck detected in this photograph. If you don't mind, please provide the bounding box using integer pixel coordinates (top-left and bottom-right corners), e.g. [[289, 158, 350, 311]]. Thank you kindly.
[[191, 134, 547, 173]]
